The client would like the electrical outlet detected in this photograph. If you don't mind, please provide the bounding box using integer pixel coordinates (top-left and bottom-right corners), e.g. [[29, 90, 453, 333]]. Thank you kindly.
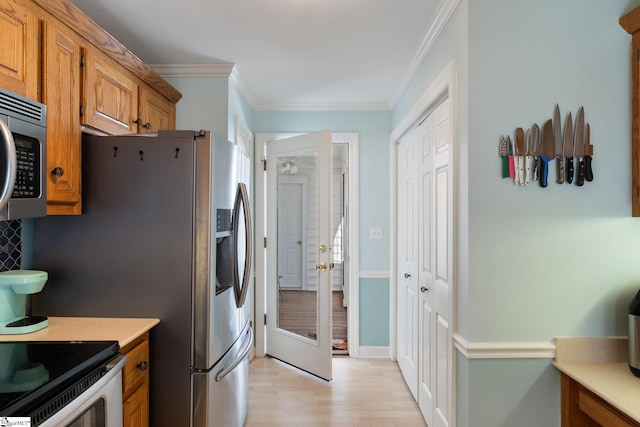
[[369, 227, 383, 240]]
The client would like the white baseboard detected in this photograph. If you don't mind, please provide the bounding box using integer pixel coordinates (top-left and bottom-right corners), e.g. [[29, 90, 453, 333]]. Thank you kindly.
[[358, 346, 390, 358]]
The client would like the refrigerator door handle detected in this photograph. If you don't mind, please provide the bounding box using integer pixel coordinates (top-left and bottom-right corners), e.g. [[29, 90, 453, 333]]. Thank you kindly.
[[215, 326, 253, 382], [0, 116, 16, 212], [233, 182, 252, 308]]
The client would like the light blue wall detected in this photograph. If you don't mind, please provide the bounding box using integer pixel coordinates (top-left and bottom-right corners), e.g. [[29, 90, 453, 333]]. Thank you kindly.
[[228, 80, 253, 143], [359, 278, 390, 346], [394, 0, 639, 426], [164, 76, 229, 138]]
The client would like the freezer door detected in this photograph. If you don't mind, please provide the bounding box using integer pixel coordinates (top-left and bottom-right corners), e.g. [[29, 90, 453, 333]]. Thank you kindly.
[[192, 324, 252, 427]]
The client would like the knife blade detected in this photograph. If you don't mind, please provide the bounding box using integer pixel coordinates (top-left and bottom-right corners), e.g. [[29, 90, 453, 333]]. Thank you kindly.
[[554, 104, 564, 184], [531, 123, 540, 181], [562, 111, 573, 185], [574, 106, 585, 186], [584, 123, 593, 182], [515, 127, 525, 185], [540, 119, 554, 188]]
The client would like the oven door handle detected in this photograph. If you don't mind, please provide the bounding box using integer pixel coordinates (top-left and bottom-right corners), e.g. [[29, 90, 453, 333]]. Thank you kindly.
[[0, 116, 16, 213], [215, 326, 252, 382]]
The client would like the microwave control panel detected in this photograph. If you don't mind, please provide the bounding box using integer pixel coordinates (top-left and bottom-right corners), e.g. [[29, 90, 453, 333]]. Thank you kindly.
[[12, 134, 40, 198]]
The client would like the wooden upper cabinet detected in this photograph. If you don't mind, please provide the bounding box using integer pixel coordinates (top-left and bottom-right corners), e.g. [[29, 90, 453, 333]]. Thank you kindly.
[[138, 84, 175, 133], [42, 21, 81, 214], [0, 0, 39, 100], [82, 48, 139, 135]]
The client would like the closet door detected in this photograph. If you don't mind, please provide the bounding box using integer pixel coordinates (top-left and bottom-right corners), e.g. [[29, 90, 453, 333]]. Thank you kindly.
[[397, 127, 419, 399], [397, 97, 453, 427]]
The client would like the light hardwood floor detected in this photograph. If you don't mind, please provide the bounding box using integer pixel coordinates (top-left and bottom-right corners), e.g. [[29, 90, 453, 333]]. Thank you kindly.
[[246, 356, 426, 426]]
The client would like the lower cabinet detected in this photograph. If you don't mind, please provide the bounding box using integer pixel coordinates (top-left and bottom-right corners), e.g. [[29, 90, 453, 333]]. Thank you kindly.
[[121, 333, 151, 427], [561, 373, 640, 427]]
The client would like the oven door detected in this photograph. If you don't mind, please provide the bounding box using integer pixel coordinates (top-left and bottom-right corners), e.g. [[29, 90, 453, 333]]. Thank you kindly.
[[39, 355, 127, 427]]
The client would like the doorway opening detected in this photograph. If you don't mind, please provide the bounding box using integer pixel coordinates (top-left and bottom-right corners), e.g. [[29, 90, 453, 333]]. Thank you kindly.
[[254, 132, 360, 364]]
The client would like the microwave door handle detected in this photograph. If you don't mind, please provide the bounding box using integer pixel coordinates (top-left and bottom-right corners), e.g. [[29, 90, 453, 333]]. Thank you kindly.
[[0, 117, 17, 212]]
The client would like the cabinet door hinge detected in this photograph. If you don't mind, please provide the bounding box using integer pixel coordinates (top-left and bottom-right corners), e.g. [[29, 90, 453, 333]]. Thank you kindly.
[[264, 237, 267, 248], [79, 105, 84, 117], [80, 54, 85, 67], [264, 314, 267, 325]]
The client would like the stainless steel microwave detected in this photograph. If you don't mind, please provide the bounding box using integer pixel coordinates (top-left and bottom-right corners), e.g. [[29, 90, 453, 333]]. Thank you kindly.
[[0, 87, 46, 220]]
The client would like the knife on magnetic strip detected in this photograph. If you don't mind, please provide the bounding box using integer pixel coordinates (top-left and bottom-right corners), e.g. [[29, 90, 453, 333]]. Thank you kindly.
[[562, 111, 573, 184], [515, 127, 525, 185], [554, 104, 564, 184], [531, 123, 540, 181], [540, 119, 554, 188], [575, 106, 586, 186], [585, 123, 594, 182]]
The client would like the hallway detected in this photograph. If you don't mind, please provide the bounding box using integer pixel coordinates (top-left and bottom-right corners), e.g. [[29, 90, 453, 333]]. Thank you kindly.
[[245, 356, 426, 426]]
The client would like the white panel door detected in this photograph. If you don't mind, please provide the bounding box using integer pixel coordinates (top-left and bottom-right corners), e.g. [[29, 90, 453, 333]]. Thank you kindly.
[[266, 130, 333, 381], [396, 128, 419, 399], [398, 97, 453, 426]]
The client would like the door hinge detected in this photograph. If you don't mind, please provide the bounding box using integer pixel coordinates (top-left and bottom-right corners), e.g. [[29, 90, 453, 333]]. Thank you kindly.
[[80, 54, 85, 67], [264, 314, 267, 325], [263, 159, 267, 171], [79, 105, 84, 117], [264, 237, 267, 248]]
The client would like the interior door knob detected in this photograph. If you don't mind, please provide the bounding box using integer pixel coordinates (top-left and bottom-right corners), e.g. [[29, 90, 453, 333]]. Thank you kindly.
[[404, 273, 411, 278], [420, 286, 429, 293], [316, 263, 327, 271]]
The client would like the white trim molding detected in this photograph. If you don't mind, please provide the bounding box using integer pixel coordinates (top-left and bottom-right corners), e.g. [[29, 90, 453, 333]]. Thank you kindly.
[[359, 271, 391, 279], [454, 334, 556, 359], [359, 346, 391, 359], [151, 63, 235, 77]]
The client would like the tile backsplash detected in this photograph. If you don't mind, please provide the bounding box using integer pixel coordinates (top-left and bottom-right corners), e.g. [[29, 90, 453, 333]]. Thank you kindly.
[[0, 220, 22, 271]]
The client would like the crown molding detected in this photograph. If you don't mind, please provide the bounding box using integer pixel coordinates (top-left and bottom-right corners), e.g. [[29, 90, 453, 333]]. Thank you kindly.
[[388, 0, 461, 110], [251, 102, 390, 112], [150, 63, 235, 77]]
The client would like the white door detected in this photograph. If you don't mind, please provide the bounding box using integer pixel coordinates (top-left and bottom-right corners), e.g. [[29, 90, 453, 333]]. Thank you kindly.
[[277, 179, 307, 289], [398, 97, 453, 426], [397, 128, 419, 399], [266, 130, 333, 380]]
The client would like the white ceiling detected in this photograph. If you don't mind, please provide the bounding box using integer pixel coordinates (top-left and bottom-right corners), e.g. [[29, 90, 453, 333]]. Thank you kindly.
[[69, 0, 451, 111]]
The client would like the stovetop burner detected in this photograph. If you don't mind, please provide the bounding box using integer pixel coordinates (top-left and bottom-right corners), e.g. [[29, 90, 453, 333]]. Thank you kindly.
[[0, 341, 119, 417]]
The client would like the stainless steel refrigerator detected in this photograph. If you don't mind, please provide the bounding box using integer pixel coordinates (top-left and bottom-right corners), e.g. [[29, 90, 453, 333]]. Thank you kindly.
[[32, 130, 253, 427]]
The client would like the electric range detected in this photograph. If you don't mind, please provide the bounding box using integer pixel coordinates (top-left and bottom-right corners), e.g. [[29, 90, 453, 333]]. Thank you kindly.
[[0, 340, 120, 424]]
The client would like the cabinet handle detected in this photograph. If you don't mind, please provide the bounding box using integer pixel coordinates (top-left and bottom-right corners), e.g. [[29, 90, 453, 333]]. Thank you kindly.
[[137, 360, 148, 371], [51, 167, 64, 177], [143, 122, 152, 130], [134, 118, 144, 126]]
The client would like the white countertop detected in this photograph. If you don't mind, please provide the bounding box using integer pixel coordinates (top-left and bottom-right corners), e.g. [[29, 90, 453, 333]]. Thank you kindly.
[[0, 317, 159, 348], [554, 336, 640, 423]]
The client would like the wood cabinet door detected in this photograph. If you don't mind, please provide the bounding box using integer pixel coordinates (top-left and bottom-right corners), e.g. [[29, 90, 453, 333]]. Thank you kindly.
[[138, 84, 175, 133], [82, 49, 138, 135], [123, 384, 149, 427], [42, 21, 81, 214], [0, 0, 39, 100]]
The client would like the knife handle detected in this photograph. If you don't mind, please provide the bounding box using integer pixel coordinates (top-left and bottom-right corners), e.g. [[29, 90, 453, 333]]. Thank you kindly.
[[540, 155, 551, 188], [501, 156, 509, 178], [585, 155, 593, 182], [524, 155, 532, 186], [508, 155, 515, 178], [514, 156, 521, 185], [576, 157, 585, 186], [533, 156, 539, 181], [566, 157, 574, 184], [557, 157, 564, 184]]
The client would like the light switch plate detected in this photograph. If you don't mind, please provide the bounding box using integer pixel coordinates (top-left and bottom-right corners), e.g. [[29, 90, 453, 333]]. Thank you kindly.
[[369, 227, 383, 240]]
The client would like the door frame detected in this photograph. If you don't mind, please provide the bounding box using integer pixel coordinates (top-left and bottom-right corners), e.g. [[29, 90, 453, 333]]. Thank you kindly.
[[254, 132, 360, 358], [389, 60, 457, 421]]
